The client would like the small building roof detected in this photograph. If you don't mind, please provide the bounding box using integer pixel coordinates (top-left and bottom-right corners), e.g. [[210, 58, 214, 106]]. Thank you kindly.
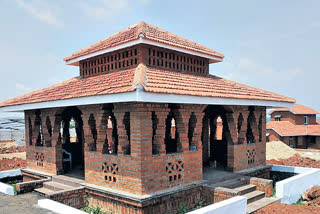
[[269, 104, 319, 115], [267, 121, 320, 136], [0, 64, 295, 112], [64, 21, 224, 65]]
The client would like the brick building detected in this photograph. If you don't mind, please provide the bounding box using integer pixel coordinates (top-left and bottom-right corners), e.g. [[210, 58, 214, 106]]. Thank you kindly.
[[267, 104, 320, 148], [0, 22, 295, 213]]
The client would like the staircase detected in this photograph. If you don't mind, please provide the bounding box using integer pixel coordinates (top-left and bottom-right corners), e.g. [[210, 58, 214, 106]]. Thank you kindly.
[[35, 175, 84, 196], [208, 177, 280, 214]]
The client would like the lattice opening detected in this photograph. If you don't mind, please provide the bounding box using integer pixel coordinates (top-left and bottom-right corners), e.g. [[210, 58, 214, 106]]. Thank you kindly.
[[247, 149, 256, 165], [166, 160, 184, 183], [80, 47, 138, 77], [188, 112, 197, 150], [102, 162, 118, 183], [147, 47, 208, 75], [35, 152, 44, 167], [88, 114, 97, 151]]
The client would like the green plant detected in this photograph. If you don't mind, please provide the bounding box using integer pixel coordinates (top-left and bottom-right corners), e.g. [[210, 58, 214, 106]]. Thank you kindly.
[[177, 202, 187, 214], [292, 197, 305, 205], [81, 201, 110, 214], [272, 186, 276, 197], [11, 184, 17, 196]]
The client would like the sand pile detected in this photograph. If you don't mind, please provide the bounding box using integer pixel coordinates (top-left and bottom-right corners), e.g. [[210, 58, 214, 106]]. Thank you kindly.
[[266, 141, 297, 160]]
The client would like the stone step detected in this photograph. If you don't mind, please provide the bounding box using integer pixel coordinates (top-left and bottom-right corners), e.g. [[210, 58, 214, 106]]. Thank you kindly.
[[234, 184, 256, 195], [42, 181, 74, 191], [212, 178, 248, 189], [51, 175, 83, 188], [34, 187, 54, 196], [247, 197, 281, 214], [243, 190, 265, 204]]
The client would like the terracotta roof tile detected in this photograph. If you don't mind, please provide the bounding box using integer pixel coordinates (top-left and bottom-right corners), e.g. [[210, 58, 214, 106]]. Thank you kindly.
[[64, 21, 223, 62], [145, 68, 295, 102], [0, 64, 295, 108], [0, 69, 136, 107], [269, 104, 319, 115], [267, 121, 320, 136]]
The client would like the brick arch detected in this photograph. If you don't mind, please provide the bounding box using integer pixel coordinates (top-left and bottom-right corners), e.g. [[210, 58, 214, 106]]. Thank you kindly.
[[246, 107, 258, 144], [34, 111, 43, 147]]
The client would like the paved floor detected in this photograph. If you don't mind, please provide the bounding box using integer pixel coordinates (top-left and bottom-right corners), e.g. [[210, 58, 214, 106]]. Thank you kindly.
[[0, 192, 56, 214]]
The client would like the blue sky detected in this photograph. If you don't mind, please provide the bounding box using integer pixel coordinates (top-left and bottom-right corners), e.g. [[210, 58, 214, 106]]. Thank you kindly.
[[0, 0, 319, 114]]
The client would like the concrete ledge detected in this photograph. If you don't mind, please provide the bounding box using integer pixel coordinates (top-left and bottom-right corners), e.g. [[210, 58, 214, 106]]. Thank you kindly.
[[0, 182, 14, 195], [38, 199, 87, 214], [187, 196, 247, 214], [0, 169, 21, 179], [273, 165, 320, 204], [271, 164, 312, 174]]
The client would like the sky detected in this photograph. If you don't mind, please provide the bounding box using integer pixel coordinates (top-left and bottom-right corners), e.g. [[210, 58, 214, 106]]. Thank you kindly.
[[0, 0, 320, 117]]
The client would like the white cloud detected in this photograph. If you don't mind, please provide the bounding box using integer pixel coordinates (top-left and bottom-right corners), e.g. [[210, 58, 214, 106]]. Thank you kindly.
[[78, 0, 130, 20], [15, 0, 63, 28]]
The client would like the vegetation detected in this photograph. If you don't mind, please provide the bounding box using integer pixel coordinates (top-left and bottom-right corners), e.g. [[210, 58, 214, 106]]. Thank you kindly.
[[11, 184, 17, 196], [292, 197, 305, 206], [177, 199, 204, 214], [81, 200, 112, 214]]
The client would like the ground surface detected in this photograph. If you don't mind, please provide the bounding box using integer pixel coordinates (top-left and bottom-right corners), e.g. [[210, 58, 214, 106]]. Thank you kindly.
[[0, 192, 55, 214], [0, 140, 26, 170], [254, 202, 320, 214]]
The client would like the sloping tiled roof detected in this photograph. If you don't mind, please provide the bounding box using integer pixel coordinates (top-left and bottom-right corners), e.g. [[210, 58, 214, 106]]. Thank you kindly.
[[269, 104, 319, 115], [64, 21, 224, 62], [267, 121, 320, 136], [145, 67, 295, 102], [0, 64, 295, 108], [0, 68, 136, 107]]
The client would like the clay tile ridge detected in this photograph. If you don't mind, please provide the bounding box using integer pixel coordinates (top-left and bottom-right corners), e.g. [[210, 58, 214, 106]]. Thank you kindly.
[[63, 21, 224, 62], [132, 63, 147, 90], [269, 103, 319, 115]]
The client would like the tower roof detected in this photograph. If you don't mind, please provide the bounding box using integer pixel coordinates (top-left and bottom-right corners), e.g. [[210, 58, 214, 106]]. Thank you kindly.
[[64, 21, 224, 65]]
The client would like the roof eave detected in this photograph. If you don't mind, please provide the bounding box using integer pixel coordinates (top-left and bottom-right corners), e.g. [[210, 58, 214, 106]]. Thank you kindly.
[[64, 37, 224, 66], [0, 90, 294, 112]]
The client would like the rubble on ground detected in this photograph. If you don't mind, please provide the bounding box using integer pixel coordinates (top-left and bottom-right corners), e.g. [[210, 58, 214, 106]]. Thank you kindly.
[[303, 186, 320, 206], [0, 157, 26, 171], [266, 153, 320, 168]]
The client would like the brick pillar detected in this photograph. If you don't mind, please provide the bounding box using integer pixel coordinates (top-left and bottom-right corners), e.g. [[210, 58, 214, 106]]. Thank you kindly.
[[113, 106, 130, 155], [82, 107, 98, 152], [173, 108, 192, 153], [130, 104, 153, 157], [52, 114, 63, 174], [152, 105, 170, 155], [225, 112, 238, 145], [191, 111, 205, 149], [95, 109, 110, 154]]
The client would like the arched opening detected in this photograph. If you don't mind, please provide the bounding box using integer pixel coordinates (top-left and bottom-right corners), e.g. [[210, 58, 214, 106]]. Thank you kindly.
[[88, 114, 97, 151], [246, 108, 256, 144], [237, 113, 244, 144], [202, 106, 230, 169], [165, 110, 178, 154], [188, 112, 197, 150], [35, 112, 43, 147], [123, 112, 131, 155], [60, 107, 85, 177], [102, 114, 119, 155], [258, 114, 263, 142], [28, 117, 32, 146], [45, 116, 52, 147]]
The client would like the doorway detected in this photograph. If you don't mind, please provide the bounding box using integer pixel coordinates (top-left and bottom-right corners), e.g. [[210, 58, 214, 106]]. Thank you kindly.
[[60, 107, 85, 179]]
